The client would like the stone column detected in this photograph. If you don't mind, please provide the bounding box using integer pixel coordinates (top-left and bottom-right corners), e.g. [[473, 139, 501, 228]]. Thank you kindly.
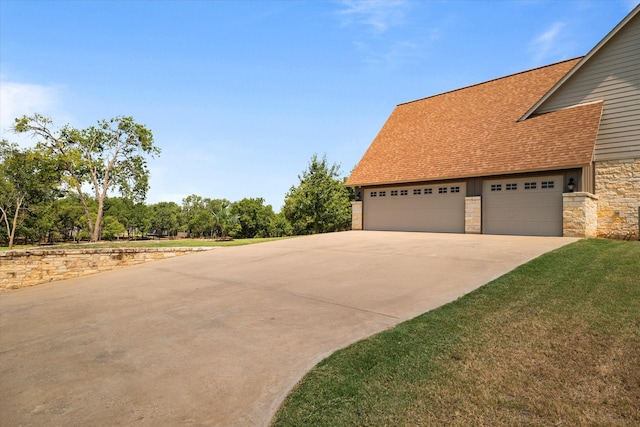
[[562, 192, 598, 238], [595, 158, 640, 239], [465, 196, 481, 234], [351, 201, 363, 230]]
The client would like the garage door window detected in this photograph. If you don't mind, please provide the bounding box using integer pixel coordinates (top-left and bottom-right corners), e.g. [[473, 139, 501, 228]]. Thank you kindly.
[[439, 187, 447, 194], [413, 189, 421, 195], [371, 191, 377, 197], [400, 190, 408, 196], [424, 188, 433, 194], [379, 191, 386, 197], [542, 181, 555, 189], [451, 186, 460, 193], [391, 190, 398, 196], [491, 184, 502, 191], [506, 183, 517, 191], [525, 182, 537, 189]]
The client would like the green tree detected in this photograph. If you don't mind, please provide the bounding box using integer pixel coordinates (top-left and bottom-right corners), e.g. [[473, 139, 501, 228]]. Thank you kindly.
[[101, 215, 126, 240], [21, 201, 56, 244], [51, 196, 87, 242], [150, 201, 180, 237], [130, 202, 152, 239], [181, 194, 210, 237], [232, 197, 276, 238], [268, 212, 293, 237], [14, 114, 160, 242], [212, 204, 240, 239], [0, 140, 61, 248], [283, 154, 351, 235], [104, 197, 149, 239], [189, 209, 214, 238]]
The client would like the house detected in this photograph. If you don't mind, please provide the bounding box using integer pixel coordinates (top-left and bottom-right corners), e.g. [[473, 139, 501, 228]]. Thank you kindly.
[[346, 5, 639, 239]]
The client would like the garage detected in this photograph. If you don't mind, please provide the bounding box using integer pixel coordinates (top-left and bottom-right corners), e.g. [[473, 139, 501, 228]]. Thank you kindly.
[[483, 176, 563, 236], [364, 183, 466, 232]]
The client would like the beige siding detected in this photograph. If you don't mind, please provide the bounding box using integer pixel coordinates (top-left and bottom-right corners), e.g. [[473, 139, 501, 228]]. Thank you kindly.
[[535, 14, 640, 161]]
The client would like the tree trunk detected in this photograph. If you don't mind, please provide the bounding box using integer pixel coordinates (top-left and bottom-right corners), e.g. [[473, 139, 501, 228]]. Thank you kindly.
[[1, 207, 11, 248], [92, 199, 105, 242], [8, 195, 24, 250], [75, 186, 95, 242]]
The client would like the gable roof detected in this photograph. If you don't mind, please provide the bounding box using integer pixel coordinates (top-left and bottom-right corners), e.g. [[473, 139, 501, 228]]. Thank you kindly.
[[521, 4, 640, 121], [346, 59, 603, 187]]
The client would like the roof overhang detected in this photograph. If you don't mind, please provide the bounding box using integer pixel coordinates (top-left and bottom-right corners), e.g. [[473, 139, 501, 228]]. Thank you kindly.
[[519, 4, 640, 121]]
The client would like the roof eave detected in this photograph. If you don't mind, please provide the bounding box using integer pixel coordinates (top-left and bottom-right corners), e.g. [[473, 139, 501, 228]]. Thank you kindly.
[[345, 164, 594, 188], [518, 4, 640, 122]]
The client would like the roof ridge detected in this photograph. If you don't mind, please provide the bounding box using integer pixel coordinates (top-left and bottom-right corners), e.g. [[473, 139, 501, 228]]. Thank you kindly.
[[398, 57, 583, 107]]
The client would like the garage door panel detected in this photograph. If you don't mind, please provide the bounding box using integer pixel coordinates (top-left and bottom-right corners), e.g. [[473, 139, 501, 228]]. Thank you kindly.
[[484, 176, 562, 236], [364, 184, 465, 232]]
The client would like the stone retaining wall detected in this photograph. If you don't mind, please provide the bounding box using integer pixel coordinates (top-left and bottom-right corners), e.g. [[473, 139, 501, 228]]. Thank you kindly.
[[0, 247, 213, 291]]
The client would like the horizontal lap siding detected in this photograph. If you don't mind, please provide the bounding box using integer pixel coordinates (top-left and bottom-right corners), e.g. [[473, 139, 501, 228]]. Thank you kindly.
[[535, 16, 640, 161]]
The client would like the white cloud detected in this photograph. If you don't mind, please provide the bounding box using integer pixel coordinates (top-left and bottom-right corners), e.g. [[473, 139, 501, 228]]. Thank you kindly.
[[354, 39, 422, 68], [336, 1, 436, 68], [528, 22, 567, 64], [0, 76, 67, 145], [336, 0, 408, 33]]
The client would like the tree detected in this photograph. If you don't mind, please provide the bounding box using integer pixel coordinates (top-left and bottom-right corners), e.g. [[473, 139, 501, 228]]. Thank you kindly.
[[129, 202, 152, 240], [231, 197, 276, 238], [51, 196, 87, 242], [212, 204, 240, 239], [14, 114, 160, 242], [181, 194, 210, 237], [268, 212, 293, 237], [150, 201, 180, 237], [104, 197, 149, 239], [101, 215, 126, 240], [0, 140, 61, 248], [188, 209, 214, 238], [282, 154, 351, 235]]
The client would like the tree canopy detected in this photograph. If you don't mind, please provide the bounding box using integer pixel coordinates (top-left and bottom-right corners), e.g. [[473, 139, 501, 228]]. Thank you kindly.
[[0, 140, 62, 248], [232, 197, 276, 238], [2, 115, 356, 247], [283, 154, 352, 235], [13, 114, 160, 242]]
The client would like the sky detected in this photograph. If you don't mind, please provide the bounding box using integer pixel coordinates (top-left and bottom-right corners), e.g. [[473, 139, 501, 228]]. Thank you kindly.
[[1, 0, 638, 211]]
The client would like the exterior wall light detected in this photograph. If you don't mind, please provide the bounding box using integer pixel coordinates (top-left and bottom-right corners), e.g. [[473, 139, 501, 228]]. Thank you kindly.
[[567, 178, 576, 193]]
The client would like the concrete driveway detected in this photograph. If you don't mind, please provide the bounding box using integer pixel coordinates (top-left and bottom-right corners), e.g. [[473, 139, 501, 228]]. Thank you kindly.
[[0, 231, 578, 426]]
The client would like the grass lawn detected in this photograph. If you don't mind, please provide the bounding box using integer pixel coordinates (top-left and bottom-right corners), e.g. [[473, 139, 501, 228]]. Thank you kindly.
[[0, 236, 294, 251], [271, 239, 640, 426]]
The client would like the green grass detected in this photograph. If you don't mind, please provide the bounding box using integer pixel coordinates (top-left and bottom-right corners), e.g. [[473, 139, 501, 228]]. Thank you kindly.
[[271, 239, 640, 426], [0, 236, 295, 251]]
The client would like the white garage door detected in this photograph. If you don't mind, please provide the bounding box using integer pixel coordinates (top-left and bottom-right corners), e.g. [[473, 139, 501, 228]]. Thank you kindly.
[[364, 183, 466, 232], [483, 176, 563, 236]]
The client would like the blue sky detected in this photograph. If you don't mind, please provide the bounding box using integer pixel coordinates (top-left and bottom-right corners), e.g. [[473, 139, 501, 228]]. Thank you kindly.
[[1, 0, 637, 210]]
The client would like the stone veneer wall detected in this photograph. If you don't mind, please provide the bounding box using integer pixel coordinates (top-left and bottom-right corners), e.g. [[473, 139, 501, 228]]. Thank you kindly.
[[351, 201, 363, 230], [595, 158, 640, 240], [563, 192, 599, 238], [465, 196, 482, 234], [0, 247, 212, 291]]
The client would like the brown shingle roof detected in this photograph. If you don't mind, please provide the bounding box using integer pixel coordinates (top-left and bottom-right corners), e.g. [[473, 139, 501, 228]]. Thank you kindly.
[[346, 58, 603, 187]]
